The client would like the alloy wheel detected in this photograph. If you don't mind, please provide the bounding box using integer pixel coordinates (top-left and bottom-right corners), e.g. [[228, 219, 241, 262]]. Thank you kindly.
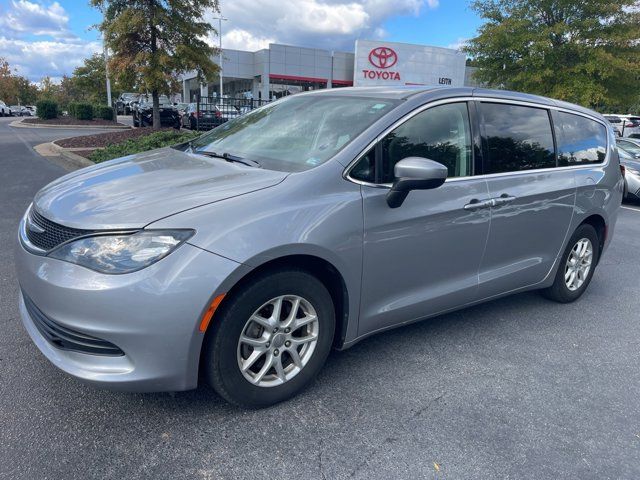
[[564, 238, 593, 291], [237, 295, 319, 387]]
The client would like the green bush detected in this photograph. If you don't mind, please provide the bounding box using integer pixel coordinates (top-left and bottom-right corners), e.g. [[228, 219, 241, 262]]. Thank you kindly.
[[74, 103, 94, 120], [36, 100, 58, 120], [95, 105, 114, 121], [67, 102, 77, 117], [89, 130, 201, 164]]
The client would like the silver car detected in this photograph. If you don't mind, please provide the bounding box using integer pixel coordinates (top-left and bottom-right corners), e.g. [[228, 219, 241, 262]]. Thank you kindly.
[[618, 147, 640, 200], [16, 87, 623, 407]]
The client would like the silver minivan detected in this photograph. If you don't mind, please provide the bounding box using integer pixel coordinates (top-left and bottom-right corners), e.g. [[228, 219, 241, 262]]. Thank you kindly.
[[16, 87, 623, 407]]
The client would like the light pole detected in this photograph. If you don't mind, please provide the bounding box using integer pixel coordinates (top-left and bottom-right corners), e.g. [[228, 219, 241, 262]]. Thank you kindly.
[[212, 16, 227, 100], [104, 41, 112, 107], [102, 8, 112, 109]]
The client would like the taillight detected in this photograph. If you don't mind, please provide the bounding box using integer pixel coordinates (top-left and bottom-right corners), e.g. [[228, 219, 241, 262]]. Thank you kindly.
[[215, 110, 222, 118], [620, 164, 626, 177]]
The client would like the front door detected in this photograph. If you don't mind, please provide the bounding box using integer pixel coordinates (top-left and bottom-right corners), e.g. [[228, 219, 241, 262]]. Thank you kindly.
[[353, 102, 492, 337]]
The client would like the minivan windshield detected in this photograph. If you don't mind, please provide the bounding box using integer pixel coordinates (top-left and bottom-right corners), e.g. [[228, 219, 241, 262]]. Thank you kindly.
[[186, 95, 399, 172]]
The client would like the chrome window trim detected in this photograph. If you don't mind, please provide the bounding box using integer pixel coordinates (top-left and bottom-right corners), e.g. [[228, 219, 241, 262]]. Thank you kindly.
[[343, 96, 611, 188]]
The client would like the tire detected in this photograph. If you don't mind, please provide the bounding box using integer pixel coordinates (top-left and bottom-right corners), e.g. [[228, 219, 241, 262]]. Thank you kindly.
[[203, 268, 335, 408], [541, 224, 600, 303], [132, 114, 139, 127]]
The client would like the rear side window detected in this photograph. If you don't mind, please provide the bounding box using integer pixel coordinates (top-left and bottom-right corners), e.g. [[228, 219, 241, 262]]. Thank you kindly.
[[481, 103, 555, 173], [556, 112, 607, 165]]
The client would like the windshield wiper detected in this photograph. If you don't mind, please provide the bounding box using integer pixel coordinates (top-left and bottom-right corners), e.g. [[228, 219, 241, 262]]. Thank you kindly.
[[222, 152, 261, 168], [192, 149, 261, 168]]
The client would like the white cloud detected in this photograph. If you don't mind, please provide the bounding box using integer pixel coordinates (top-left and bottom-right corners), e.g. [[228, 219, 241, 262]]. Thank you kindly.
[[221, 29, 275, 51], [210, 0, 438, 52], [0, 1, 98, 81], [446, 37, 468, 50], [0, 36, 102, 82], [0, 0, 75, 39]]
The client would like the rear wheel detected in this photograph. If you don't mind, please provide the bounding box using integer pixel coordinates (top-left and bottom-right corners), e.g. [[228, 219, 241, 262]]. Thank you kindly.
[[542, 224, 600, 303], [203, 269, 335, 408]]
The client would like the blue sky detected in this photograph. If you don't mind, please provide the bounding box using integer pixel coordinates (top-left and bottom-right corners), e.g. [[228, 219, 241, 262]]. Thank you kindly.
[[0, 0, 482, 82]]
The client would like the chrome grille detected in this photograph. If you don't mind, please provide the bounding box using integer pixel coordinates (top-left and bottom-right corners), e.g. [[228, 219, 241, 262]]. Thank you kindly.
[[26, 209, 94, 252], [23, 293, 124, 356]]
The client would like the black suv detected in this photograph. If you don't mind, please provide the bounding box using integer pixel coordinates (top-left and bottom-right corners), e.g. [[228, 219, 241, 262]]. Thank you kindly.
[[131, 95, 180, 128]]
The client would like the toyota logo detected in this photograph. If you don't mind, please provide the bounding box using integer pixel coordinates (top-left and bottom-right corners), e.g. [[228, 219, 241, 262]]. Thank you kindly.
[[368, 47, 398, 69]]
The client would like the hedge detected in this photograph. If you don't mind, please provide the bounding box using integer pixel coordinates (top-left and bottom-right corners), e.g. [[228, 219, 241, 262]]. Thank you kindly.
[[89, 130, 201, 164], [74, 103, 94, 120], [36, 100, 58, 120], [95, 105, 114, 121]]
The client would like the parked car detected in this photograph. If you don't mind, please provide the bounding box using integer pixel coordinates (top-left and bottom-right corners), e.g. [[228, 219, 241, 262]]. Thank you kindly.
[[617, 137, 640, 159], [0, 100, 12, 116], [24, 105, 36, 116], [618, 147, 640, 200], [181, 103, 225, 130], [174, 102, 189, 114], [10, 106, 30, 116], [131, 95, 180, 128], [16, 87, 622, 407], [604, 114, 640, 138], [115, 92, 140, 115]]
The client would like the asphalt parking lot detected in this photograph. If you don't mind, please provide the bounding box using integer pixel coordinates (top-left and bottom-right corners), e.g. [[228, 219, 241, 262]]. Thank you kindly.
[[1, 115, 639, 480]]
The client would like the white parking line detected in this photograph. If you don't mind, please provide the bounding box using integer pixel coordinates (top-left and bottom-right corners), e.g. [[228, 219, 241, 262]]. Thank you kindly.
[[622, 206, 640, 213]]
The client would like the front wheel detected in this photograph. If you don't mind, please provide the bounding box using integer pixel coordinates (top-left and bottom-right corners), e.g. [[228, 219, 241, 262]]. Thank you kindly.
[[542, 224, 600, 303], [203, 269, 335, 408]]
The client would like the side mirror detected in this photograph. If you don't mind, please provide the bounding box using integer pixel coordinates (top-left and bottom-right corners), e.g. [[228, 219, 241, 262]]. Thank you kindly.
[[386, 157, 448, 208]]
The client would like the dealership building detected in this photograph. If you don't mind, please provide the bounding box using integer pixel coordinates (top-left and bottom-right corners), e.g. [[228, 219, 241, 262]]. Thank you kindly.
[[181, 39, 477, 102]]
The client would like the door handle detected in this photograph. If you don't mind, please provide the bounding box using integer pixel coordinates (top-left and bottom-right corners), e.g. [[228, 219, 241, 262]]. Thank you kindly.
[[464, 198, 494, 210], [493, 194, 517, 206]]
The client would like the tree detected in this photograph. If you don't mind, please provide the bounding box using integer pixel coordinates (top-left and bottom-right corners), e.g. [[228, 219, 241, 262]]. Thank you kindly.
[[38, 76, 60, 100], [14, 76, 38, 105], [0, 58, 18, 102], [465, 0, 640, 110], [91, 0, 220, 129], [0, 57, 38, 105]]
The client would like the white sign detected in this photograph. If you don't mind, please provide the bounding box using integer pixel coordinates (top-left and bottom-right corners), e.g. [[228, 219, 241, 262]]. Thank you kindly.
[[354, 40, 467, 88]]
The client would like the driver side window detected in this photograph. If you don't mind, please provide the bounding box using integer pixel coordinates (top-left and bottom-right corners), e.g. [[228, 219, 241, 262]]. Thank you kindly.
[[380, 102, 473, 184]]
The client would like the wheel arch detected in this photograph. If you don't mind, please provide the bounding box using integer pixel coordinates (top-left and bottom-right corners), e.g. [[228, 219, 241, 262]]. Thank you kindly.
[[197, 253, 352, 381], [579, 213, 607, 261]]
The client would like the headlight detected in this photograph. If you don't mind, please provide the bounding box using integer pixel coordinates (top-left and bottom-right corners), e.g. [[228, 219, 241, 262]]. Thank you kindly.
[[49, 230, 194, 274]]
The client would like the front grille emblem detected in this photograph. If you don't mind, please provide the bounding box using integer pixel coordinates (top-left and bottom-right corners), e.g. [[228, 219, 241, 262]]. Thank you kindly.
[[26, 214, 45, 234]]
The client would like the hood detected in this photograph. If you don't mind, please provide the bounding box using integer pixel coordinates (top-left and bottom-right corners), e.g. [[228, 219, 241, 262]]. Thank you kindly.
[[34, 147, 288, 229]]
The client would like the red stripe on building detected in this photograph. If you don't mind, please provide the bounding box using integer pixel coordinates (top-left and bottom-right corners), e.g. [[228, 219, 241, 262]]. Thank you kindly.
[[331, 79, 354, 86], [269, 74, 328, 83]]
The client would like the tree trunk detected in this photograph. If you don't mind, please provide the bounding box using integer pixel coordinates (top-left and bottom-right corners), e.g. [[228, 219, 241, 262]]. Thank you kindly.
[[152, 89, 160, 130]]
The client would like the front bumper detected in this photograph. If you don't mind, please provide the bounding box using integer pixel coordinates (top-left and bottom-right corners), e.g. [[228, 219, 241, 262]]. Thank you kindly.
[[16, 237, 244, 392], [625, 171, 640, 199]]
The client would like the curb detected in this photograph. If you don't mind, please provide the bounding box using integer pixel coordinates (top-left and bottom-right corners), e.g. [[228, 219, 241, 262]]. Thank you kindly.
[[34, 141, 94, 171], [10, 117, 131, 130]]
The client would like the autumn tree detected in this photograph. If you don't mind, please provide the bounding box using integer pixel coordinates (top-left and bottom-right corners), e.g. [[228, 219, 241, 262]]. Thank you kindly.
[[38, 76, 60, 100], [91, 0, 220, 129], [465, 0, 640, 110], [72, 53, 134, 104], [0, 58, 38, 105]]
